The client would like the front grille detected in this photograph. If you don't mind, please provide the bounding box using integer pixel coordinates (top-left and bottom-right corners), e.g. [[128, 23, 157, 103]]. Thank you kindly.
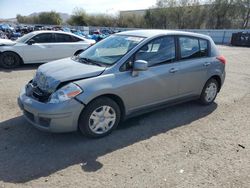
[[32, 86, 50, 102], [24, 110, 34, 122], [26, 83, 51, 102]]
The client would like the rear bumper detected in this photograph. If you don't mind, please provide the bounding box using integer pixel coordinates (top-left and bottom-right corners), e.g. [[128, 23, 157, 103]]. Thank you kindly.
[[18, 87, 84, 133]]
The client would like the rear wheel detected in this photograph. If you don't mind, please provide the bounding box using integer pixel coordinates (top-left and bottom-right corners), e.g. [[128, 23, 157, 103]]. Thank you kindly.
[[200, 78, 219, 105], [78, 97, 121, 138], [0, 52, 21, 69]]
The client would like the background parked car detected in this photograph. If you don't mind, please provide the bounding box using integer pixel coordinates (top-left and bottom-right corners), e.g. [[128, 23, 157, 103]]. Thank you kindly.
[[0, 30, 96, 68], [34, 25, 44, 31], [0, 23, 15, 32], [0, 31, 8, 39]]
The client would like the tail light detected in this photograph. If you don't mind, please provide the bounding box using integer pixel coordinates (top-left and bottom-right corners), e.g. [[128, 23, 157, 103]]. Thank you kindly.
[[216, 55, 226, 64]]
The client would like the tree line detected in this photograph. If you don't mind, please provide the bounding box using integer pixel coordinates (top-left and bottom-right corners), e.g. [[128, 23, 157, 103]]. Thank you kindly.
[[16, 0, 250, 29], [16, 11, 63, 25]]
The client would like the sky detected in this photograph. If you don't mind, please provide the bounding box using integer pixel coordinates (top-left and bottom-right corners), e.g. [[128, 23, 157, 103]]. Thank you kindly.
[[0, 0, 156, 19]]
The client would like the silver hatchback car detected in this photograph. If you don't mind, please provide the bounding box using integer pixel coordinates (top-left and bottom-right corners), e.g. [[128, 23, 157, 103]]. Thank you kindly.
[[18, 30, 226, 138]]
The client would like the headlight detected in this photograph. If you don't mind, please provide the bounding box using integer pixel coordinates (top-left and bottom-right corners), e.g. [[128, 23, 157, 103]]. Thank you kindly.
[[48, 83, 82, 104]]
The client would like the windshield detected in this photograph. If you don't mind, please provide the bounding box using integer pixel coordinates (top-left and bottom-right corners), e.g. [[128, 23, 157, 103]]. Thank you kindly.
[[79, 35, 144, 65], [16, 32, 35, 43]]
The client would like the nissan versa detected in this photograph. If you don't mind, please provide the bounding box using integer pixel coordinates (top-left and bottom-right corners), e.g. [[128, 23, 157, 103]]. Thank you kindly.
[[18, 30, 226, 138]]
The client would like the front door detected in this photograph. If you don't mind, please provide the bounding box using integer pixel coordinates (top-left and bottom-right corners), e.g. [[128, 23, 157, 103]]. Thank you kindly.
[[117, 36, 181, 112], [22, 33, 55, 63]]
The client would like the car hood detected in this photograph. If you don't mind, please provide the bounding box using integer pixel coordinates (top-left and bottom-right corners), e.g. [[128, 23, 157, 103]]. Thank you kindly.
[[33, 58, 106, 93], [0, 39, 16, 46]]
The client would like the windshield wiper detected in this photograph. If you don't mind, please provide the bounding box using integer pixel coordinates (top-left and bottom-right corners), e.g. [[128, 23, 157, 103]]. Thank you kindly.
[[79, 57, 104, 67]]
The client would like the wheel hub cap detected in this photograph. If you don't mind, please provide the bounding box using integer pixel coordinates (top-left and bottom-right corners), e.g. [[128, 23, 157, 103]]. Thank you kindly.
[[205, 82, 217, 102], [89, 105, 116, 134]]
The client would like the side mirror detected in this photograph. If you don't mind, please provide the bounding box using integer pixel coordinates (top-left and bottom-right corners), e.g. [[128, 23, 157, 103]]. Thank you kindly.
[[132, 60, 148, 77], [27, 39, 35, 45]]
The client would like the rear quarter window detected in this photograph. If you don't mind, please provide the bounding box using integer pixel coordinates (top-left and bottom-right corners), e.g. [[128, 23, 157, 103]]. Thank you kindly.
[[55, 33, 81, 42], [199, 39, 209, 57], [71, 35, 83, 42]]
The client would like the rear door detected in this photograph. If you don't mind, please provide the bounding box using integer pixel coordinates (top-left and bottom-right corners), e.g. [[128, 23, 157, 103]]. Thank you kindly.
[[51, 33, 86, 60], [177, 36, 210, 96]]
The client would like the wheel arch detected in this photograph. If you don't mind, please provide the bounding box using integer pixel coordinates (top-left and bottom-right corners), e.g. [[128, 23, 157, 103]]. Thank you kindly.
[[82, 93, 126, 121], [0, 50, 24, 64], [208, 75, 222, 92]]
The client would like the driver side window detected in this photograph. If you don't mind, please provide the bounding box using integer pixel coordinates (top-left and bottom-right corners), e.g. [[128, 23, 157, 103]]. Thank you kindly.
[[135, 36, 176, 67], [30, 33, 54, 43]]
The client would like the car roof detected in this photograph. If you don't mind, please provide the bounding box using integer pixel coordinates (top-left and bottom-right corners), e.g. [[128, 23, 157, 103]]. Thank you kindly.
[[116, 29, 211, 40], [32, 30, 71, 35], [31, 30, 85, 39]]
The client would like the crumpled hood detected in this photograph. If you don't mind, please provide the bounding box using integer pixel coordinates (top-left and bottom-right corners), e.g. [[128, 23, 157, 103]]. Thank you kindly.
[[0, 39, 16, 46], [33, 57, 106, 93]]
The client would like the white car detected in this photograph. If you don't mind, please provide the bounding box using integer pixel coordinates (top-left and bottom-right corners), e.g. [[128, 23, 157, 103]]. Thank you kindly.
[[0, 31, 96, 68]]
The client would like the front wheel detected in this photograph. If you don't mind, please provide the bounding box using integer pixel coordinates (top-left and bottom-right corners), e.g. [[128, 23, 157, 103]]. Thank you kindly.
[[199, 78, 219, 105], [0, 52, 21, 69], [78, 97, 121, 138]]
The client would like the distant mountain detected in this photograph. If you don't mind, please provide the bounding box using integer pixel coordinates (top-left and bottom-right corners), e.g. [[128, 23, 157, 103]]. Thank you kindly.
[[0, 18, 17, 22], [0, 12, 71, 23], [28, 12, 71, 22]]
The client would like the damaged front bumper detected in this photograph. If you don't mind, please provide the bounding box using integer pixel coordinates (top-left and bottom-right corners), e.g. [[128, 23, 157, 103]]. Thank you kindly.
[[18, 87, 84, 133]]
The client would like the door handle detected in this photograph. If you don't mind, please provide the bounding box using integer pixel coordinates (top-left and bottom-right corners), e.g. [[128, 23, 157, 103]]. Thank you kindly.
[[169, 68, 179, 73], [203, 62, 211, 66]]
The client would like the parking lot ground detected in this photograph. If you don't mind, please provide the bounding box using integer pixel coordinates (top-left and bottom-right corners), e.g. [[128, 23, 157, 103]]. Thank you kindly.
[[0, 46, 250, 188]]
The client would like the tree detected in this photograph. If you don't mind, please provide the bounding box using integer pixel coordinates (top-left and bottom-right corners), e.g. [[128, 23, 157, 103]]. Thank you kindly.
[[88, 14, 118, 27], [236, 0, 250, 28], [16, 3, 249, 29], [38, 11, 62, 25], [206, 0, 237, 29], [67, 8, 89, 26], [118, 14, 145, 28], [16, 14, 36, 24], [145, 0, 205, 29], [16, 11, 62, 25]]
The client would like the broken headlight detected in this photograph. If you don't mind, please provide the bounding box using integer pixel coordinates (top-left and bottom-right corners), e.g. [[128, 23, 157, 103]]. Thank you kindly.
[[48, 83, 82, 104]]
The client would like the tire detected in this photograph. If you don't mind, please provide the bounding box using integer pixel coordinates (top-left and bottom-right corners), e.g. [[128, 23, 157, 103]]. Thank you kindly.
[[0, 52, 21, 69], [199, 78, 219, 105], [78, 97, 121, 138]]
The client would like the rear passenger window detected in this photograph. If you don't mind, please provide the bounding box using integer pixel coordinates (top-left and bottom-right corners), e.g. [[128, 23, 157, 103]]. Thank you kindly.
[[179, 37, 209, 60], [179, 37, 200, 59]]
